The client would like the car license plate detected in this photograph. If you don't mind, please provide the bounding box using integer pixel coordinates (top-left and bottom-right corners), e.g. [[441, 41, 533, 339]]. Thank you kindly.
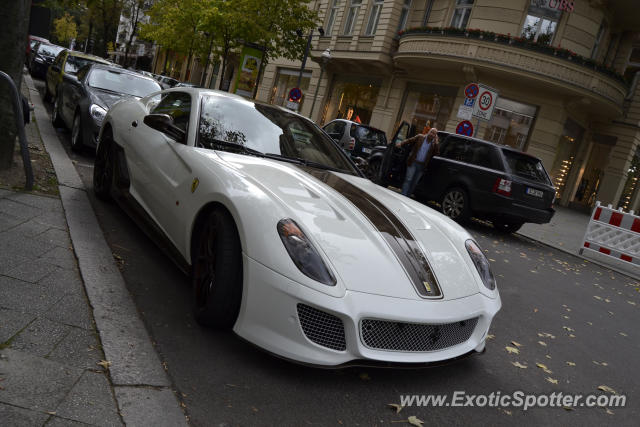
[[362, 147, 372, 154], [526, 187, 544, 198]]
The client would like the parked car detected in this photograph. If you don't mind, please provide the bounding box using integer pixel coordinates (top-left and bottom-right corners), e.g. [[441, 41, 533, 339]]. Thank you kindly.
[[51, 63, 161, 151], [28, 42, 65, 78], [26, 35, 49, 63], [377, 125, 555, 233], [174, 82, 198, 88], [153, 74, 179, 89], [93, 88, 500, 366], [44, 50, 111, 102]]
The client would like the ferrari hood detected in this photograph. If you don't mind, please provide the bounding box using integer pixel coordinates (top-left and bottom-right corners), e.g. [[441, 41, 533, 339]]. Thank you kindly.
[[217, 153, 482, 301]]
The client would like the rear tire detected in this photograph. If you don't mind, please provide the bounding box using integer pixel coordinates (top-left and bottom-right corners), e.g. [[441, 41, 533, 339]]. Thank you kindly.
[[493, 220, 524, 234], [441, 187, 471, 222], [93, 131, 114, 201], [191, 209, 243, 329]]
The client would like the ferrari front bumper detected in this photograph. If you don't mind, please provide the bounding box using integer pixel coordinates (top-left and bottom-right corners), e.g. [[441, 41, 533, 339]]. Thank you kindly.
[[234, 255, 501, 366]]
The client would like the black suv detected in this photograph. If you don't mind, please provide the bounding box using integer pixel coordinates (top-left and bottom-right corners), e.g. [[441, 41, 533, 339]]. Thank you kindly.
[[377, 123, 555, 233]]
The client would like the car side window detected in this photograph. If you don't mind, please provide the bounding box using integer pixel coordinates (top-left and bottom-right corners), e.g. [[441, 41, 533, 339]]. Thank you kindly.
[[53, 52, 65, 69], [467, 142, 494, 169], [440, 137, 469, 162], [150, 92, 191, 133]]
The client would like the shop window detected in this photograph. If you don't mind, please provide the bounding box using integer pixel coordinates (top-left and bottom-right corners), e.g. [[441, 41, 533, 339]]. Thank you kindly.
[[450, 0, 474, 29], [365, 0, 384, 35], [343, 0, 362, 36], [397, 0, 412, 32], [270, 68, 311, 109], [325, 0, 340, 36], [396, 85, 456, 136], [618, 147, 640, 210], [324, 78, 381, 125], [482, 98, 536, 151], [521, 3, 561, 45]]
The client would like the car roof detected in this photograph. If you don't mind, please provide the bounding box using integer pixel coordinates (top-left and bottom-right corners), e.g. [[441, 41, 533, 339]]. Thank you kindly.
[[66, 50, 110, 64], [84, 63, 162, 84], [325, 118, 385, 133]]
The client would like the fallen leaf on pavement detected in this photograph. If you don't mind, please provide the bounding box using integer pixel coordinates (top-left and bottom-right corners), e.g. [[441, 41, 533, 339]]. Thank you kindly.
[[562, 326, 574, 332], [619, 332, 628, 337], [505, 346, 520, 354], [511, 341, 523, 347], [593, 296, 602, 300], [388, 404, 403, 414], [97, 360, 111, 369], [605, 408, 614, 415], [359, 373, 371, 381], [566, 361, 576, 366], [546, 377, 559, 384], [562, 406, 574, 411], [408, 416, 424, 426], [536, 363, 552, 374], [538, 332, 555, 339], [512, 362, 527, 369], [46, 411, 56, 415], [487, 334, 495, 340], [627, 301, 636, 306], [598, 385, 617, 394], [537, 340, 547, 346]]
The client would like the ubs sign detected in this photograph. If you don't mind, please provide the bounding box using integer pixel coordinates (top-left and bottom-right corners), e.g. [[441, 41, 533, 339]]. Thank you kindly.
[[530, 0, 575, 12]]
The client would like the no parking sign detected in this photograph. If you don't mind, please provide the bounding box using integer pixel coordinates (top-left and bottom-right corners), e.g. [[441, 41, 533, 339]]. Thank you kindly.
[[456, 120, 474, 136]]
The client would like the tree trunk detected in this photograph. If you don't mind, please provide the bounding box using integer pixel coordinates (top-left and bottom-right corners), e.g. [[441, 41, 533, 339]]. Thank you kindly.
[[252, 51, 268, 99], [218, 42, 229, 91], [0, 0, 30, 170]]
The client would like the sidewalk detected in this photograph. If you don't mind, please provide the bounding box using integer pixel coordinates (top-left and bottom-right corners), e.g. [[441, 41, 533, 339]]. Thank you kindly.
[[1, 71, 187, 426]]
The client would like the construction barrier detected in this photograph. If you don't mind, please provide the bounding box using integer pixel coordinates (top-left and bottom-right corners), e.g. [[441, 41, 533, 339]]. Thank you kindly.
[[579, 201, 640, 274]]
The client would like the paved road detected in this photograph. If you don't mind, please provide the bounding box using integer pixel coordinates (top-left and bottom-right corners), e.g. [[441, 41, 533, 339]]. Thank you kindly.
[[33, 78, 640, 426]]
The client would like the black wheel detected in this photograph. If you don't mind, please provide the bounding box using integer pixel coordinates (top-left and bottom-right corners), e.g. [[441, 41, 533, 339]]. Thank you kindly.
[[493, 220, 524, 234], [70, 112, 83, 152], [192, 209, 242, 329], [51, 95, 64, 128], [441, 187, 471, 222], [93, 131, 114, 201]]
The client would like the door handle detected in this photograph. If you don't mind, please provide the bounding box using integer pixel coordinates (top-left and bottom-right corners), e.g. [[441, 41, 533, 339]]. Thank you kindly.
[[131, 120, 138, 127]]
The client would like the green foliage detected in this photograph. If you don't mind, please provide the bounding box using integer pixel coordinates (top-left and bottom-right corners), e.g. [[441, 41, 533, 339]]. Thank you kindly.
[[53, 13, 77, 45]]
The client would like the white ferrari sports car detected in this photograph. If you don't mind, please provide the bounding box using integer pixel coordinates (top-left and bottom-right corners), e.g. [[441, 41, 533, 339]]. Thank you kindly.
[[94, 88, 501, 366]]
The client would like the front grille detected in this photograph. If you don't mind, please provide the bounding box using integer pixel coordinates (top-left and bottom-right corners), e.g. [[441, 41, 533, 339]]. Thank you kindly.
[[297, 304, 346, 351], [360, 317, 478, 352]]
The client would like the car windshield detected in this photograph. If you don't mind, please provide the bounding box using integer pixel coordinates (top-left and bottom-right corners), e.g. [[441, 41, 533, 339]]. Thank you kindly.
[[351, 125, 387, 147], [65, 56, 104, 74], [39, 44, 64, 58], [198, 94, 358, 175], [88, 69, 161, 97], [503, 150, 550, 184]]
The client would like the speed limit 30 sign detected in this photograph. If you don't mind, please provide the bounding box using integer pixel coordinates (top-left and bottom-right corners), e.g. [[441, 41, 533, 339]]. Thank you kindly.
[[472, 84, 499, 121]]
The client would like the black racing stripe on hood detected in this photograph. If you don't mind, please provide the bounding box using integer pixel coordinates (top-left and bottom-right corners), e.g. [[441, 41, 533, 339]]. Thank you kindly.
[[301, 167, 442, 299]]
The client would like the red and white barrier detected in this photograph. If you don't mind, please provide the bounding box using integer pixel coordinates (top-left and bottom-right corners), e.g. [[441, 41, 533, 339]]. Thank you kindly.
[[580, 201, 640, 274]]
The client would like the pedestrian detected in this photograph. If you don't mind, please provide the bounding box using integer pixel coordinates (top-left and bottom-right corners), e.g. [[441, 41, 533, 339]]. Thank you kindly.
[[396, 126, 439, 197]]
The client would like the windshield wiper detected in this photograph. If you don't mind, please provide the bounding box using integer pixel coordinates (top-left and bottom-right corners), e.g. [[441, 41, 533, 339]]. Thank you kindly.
[[203, 139, 266, 157], [265, 153, 346, 173]]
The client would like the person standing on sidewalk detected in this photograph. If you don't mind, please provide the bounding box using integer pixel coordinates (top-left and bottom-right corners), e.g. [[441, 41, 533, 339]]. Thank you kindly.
[[396, 127, 439, 197]]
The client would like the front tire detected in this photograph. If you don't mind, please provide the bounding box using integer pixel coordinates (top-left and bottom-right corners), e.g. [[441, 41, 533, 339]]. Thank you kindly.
[[441, 187, 471, 222], [93, 131, 114, 201], [493, 220, 524, 234], [192, 209, 242, 329], [70, 112, 83, 152]]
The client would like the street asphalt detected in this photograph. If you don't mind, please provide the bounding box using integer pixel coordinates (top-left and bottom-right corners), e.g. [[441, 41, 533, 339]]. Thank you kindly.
[[32, 78, 640, 426]]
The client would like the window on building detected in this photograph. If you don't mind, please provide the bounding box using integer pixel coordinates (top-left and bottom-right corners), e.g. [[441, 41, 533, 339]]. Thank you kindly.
[[450, 0, 474, 29], [398, 0, 412, 32], [591, 21, 606, 59], [343, 0, 362, 35], [521, 3, 561, 45], [482, 98, 537, 151], [325, 0, 340, 36], [624, 47, 640, 83], [365, 0, 384, 35]]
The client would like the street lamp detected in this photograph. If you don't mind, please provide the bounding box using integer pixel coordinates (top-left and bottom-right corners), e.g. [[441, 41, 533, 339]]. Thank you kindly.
[[295, 27, 325, 90], [309, 48, 331, 121]]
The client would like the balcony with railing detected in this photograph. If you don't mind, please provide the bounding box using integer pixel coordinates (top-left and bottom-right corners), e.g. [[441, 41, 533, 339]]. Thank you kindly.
[[395, 28, 629, 113]]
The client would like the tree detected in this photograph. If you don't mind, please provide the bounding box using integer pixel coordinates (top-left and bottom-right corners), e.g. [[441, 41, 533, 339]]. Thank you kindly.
[[54, 13, 78, 46], [121, 0, 147, 67], [0, 0, 30, 170]]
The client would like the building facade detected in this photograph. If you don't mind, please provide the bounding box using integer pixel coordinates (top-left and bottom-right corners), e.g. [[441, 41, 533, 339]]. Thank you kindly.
[[256, 0, 640, 212], [112, 1, 155, 69]]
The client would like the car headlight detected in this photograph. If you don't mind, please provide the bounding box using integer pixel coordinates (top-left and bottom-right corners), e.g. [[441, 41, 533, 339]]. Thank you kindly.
[[465, 239, 496, 290], [90, 104, 107, 125], [35, 55, 44, 63], [277, 218, 336, 286]]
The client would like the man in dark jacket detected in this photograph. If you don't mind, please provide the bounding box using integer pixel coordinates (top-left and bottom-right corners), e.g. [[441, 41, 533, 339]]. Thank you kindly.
[[396, 127, 439, 197]]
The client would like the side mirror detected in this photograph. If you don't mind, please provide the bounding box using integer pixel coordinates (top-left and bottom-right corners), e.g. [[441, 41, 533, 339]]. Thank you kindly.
[[143, 114, 186, 143]]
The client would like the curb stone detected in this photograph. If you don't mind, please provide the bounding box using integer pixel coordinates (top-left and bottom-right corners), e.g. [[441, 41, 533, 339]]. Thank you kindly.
[[24, 73, 188, 426]]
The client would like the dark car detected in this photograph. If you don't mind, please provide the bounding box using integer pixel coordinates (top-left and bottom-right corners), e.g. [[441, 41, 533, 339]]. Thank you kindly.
[[51, 64, 162, 151], [323, 119, 387, 170], [45, 50, 111, 102], [378, 123, 555, 233], [28, 42, 65, 78]]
